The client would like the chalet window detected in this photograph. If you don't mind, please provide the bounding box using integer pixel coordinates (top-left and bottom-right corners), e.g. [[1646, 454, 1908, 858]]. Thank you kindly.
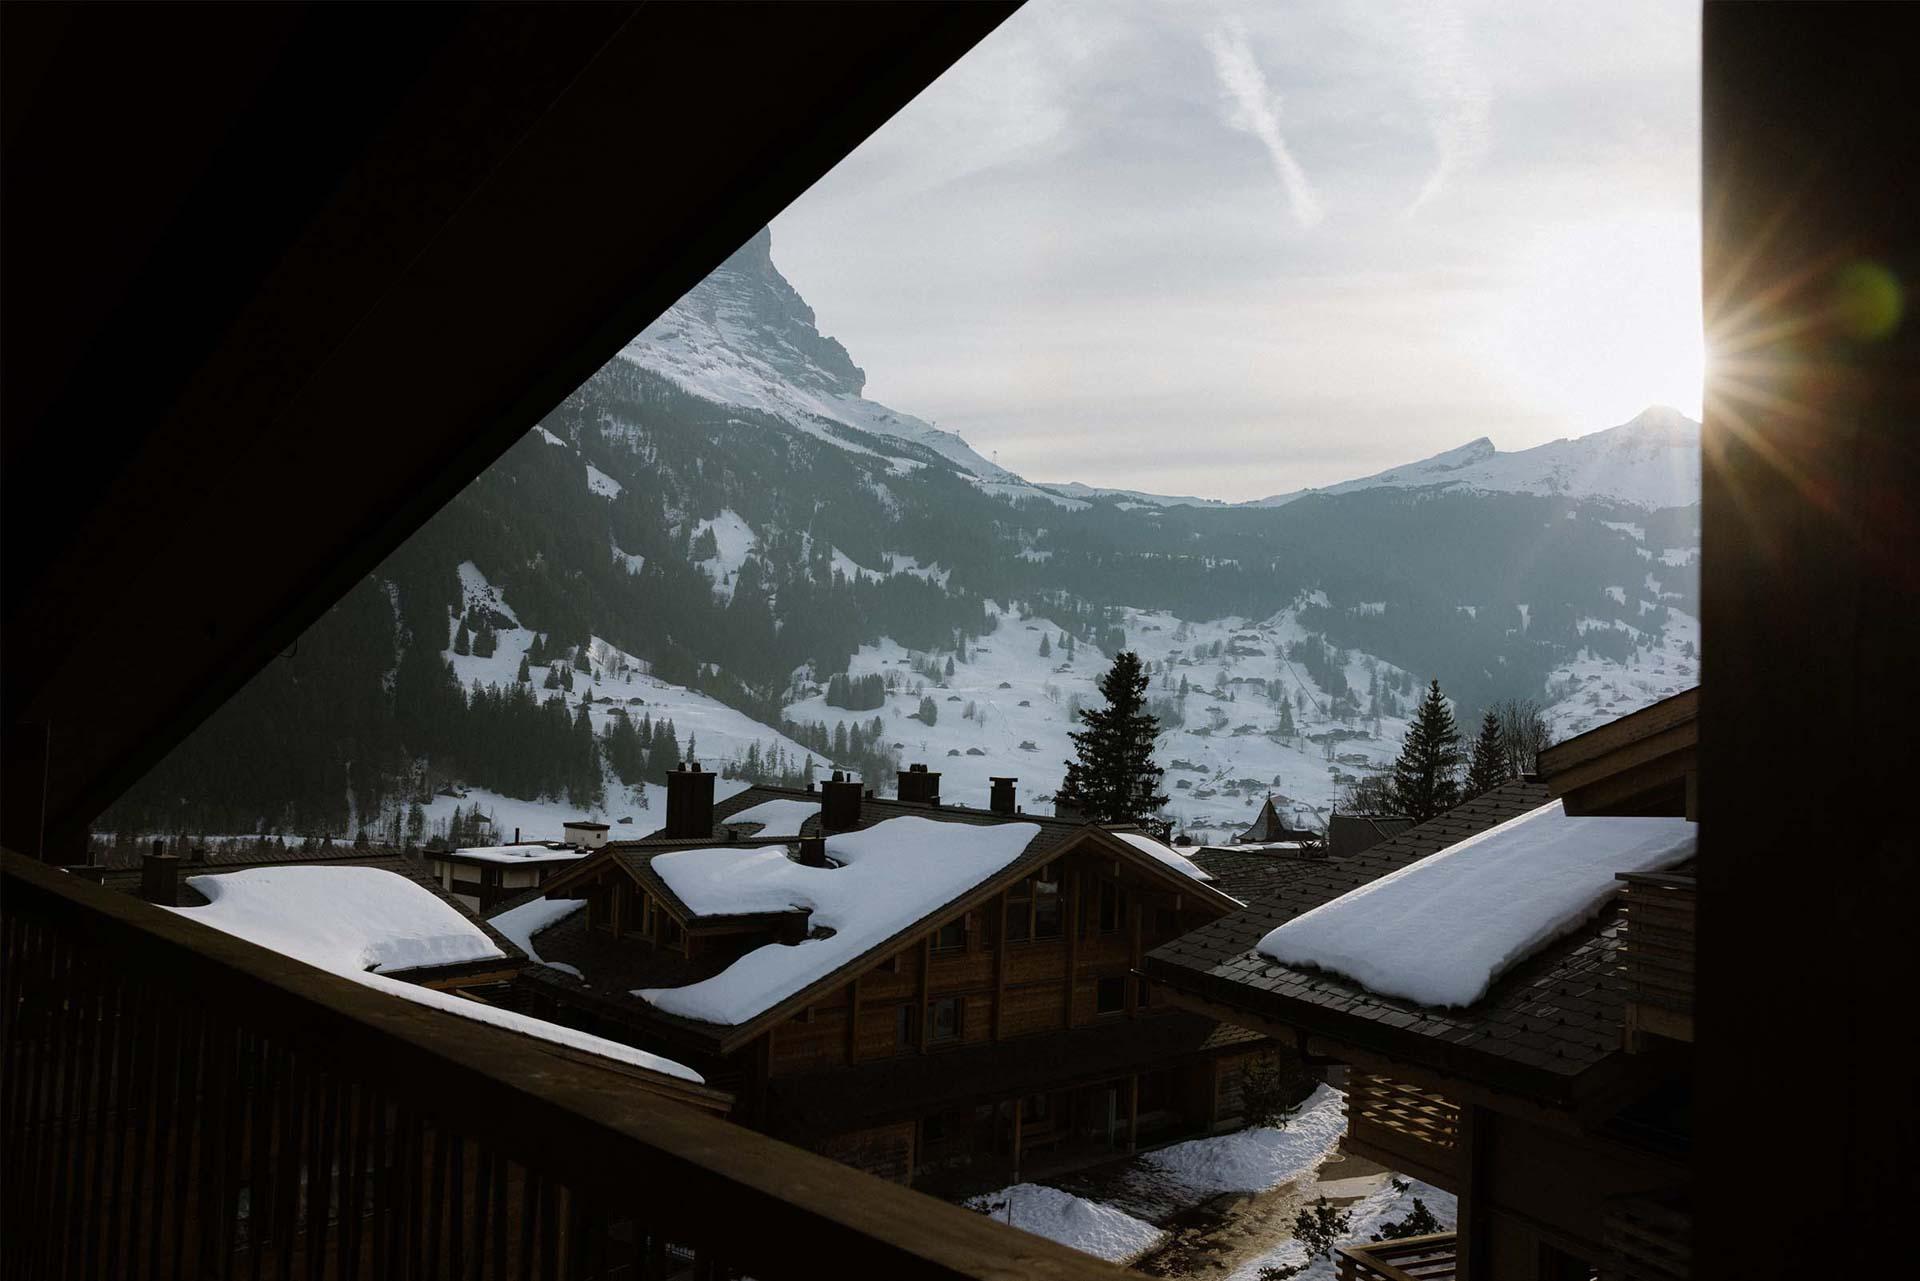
[[1096, 975, 1127, 1015], [929, 996, 962, 1045], [1007, 880, 1032, 943], [895, 1002, 920, 1049], [932, 917, 966, 952], [1098, 881, 1123, 933], [1032, 875, 1061, 939]]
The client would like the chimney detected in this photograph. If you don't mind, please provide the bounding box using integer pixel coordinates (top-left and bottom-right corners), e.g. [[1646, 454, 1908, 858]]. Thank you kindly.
[[897, 763, 941, 805], [821, 770, 864, 832], [664, 761, 716, 839], [188, 844, 208, 865], [990, 777, 1018, 815], [141, 844, 179, 907], [797, 837, 829, 868], [514, 826, 521, 844]]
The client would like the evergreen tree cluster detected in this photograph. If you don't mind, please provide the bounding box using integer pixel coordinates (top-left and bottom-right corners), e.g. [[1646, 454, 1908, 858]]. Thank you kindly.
[[825, 672, 887, 710]]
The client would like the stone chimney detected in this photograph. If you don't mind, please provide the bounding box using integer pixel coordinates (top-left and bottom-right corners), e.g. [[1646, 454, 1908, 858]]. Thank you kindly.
[[897, 763, 941, 805], [797, 837, 829, 868], [664, 761, 716, 839], [820, 770, 864, 832], [990, 777, 1018, 815], [141, 840, 179, 907]]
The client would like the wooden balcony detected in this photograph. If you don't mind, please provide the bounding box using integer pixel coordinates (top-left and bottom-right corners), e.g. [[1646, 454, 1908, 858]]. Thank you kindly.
[[0, 850, 1124, 1281], [1335, 1232, 1458, 1281], [1618, 872, 1696, 1049], [1341, 1072, 1463, 1192]]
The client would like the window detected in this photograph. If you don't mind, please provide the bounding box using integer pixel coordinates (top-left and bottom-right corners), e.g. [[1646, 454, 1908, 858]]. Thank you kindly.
[[1096, 975, 1127, 1015], [929, 996, 962, 1044], [1032, 875, 1061, 939], [933, 917, 966, 952], [660, 915, 682, 947], [895, 1002, 920, 1049], [1098, 881, 1123, 933], [1007, 880, 1032, 943]]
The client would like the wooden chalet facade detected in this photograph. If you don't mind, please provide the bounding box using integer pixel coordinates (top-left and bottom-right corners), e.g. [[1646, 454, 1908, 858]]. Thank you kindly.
[[428, 841, 590, 912], [1147, 692, 1701, 1281], [492, 768, 1288, 1191]]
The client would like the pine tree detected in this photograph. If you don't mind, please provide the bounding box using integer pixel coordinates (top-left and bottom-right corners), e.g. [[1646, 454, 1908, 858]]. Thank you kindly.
[[944, 656, 955, 679], [1055, 651, 1167, 824], [560, 665, 574, 692], [453, 622, 471, 655], [1390, 679, 1464, 821], [1039, 634, 1052, 658], [517, 655, 531, 683], [1464, 709, 1512, 798], [916, 695, 938, 726]]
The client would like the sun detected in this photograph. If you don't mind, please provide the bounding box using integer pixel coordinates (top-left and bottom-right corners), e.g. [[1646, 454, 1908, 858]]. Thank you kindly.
[[1488, 209, 1706, 428]]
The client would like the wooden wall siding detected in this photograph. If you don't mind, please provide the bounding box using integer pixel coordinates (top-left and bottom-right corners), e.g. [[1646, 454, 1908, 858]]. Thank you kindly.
[[1618, 873, 1695, 1049], [1343, 1072, 1464, 1194]]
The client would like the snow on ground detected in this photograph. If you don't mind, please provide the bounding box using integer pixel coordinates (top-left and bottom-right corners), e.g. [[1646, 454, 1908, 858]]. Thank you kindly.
[[691, 509, 756, 599], [829, 548, 952, 588], [1142, 1084, 1347, 1195], [1224, 1173, 1458, 1281], [638, 816, 1038, 1025], [584, 462, 622, 498], [489, 896, 585, 975], [720, 797, 820, 837], [782, 602, 1408, 843], [171, 867, 701, 1082], [1259, 801, 1696, 1007], [1541, 605, 1698, 741], [964, 1184, 1165, 1264], [1111, 831, 1218, 886]]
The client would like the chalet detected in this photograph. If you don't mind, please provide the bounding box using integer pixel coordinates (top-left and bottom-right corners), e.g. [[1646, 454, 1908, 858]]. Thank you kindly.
[[491, 763, 1286, 1191], [1237, 793, 1317, 844], [1146, 689, 1701, 1280], [429, 839, 592, 911]]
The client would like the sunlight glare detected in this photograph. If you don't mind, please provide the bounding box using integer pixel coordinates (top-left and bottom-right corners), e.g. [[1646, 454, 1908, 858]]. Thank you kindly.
[[1489, 210, 1706, 428]]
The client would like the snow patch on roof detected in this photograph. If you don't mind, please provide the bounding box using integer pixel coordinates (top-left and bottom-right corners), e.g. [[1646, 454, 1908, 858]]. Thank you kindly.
[[490, 896, 585, 965], [174, 867, 700, 1082], [1257, 801, 1694, 1007], [448, 844, 589, 866], [1112, 831, 1216, 885], [638, 816, 1039, 1026], [720, 798, 819, 838]]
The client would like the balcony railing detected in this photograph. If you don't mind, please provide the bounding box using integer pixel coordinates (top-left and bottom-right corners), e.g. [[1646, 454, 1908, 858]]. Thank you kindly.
[[1341, 1072, 1462, 1192], [1617, 871, 1696, 1048], [1335, 1232, 1458, 1281], [1, 850, 1125, 1281], [1603, 1193, 1690, 1280]]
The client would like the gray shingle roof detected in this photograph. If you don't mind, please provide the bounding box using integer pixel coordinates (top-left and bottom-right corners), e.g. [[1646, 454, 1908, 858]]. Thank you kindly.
[[1146, 780, 1639, 1106]]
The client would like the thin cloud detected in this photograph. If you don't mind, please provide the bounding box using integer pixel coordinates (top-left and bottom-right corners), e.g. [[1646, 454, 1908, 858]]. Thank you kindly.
[[1204, 18, 1324, 229], [1404, 2, 1491, 215]]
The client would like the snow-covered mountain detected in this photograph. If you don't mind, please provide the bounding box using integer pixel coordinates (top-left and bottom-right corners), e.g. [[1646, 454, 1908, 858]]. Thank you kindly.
[[620, 228, 1020, 484], [1246, 406, 1701, 511]]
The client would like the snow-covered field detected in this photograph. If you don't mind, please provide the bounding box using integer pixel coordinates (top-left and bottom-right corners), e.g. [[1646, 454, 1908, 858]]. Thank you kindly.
[[781, 601, 1413, 841], [966, 1184, 1166, 1263], [1142, 1084, 1347, 1195]]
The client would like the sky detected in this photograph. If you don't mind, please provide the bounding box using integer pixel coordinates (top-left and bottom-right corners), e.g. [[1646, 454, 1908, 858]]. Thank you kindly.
[[768, 0, 1702, 501]]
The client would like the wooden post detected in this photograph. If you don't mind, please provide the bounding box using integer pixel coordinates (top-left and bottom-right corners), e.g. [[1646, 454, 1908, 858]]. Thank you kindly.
[[845, 975, 860, 1065], [917, 935, 932, 1054], [1127, 1074, 1140, 1154], [1455, 1105, 1492, 1281], [611, 880, 624, 939], [1062, 869, 1080, 1027], [1127, 901, 1143, 1019], [991, 891, 1008, 1041], [1011, 1095, 1023, 1186]]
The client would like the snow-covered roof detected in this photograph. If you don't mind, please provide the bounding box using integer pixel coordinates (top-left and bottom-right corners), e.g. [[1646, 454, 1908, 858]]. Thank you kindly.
[[445, 843, 590, 865], [1111, 831, 1217, 885], [718, 797, 820, 838], [1257, 801, 1694, 1008], [637, 816, 1040, 1026], [490, 895, 586, 967], [174, 866, 700, 1083]]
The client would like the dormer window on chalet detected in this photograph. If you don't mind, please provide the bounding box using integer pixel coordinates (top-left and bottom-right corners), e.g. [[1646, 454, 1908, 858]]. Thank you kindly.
[[932, 917, 967, 953], [1006, 864, 1062, 943]]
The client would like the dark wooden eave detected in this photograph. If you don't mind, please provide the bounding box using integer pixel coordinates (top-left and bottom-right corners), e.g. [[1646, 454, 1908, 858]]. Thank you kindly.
[[1537, 686, 1697, 817], [0, 2, 1019, 859]]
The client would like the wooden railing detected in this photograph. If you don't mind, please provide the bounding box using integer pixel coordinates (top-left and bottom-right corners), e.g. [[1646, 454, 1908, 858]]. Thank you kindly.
[[1335, 1232, 1457, 1281], [0, 850, 1124, 1281], [1603, 1194, 1690, 1280], [1342, 1072, 1462, 1192], [1618, 872, 1696, 1048]]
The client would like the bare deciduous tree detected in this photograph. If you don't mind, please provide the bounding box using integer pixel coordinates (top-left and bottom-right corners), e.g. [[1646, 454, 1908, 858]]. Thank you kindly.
[[1492, 697, 1554, 775]]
